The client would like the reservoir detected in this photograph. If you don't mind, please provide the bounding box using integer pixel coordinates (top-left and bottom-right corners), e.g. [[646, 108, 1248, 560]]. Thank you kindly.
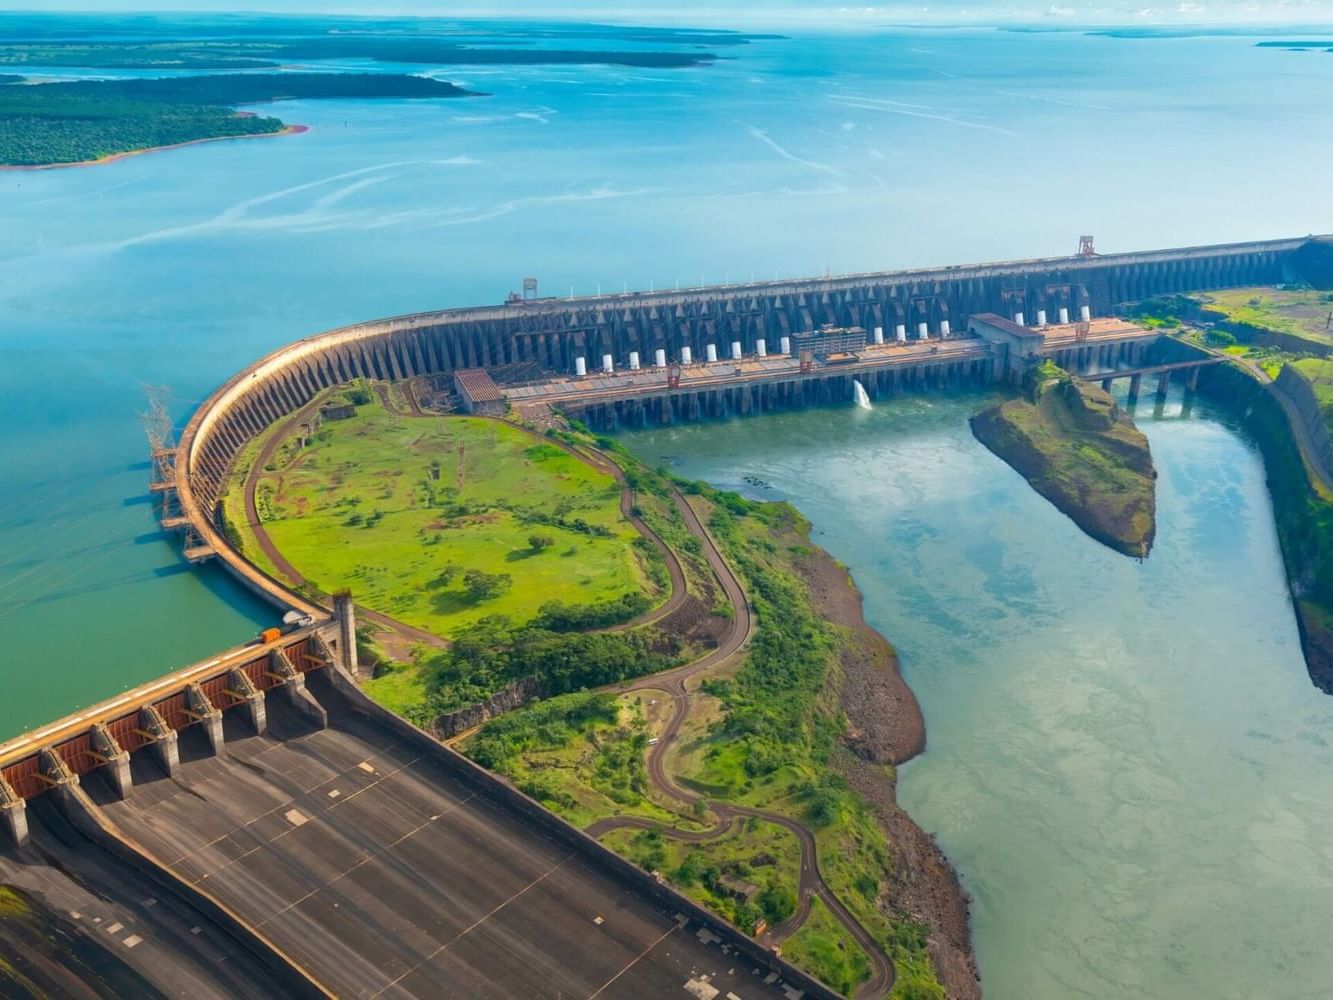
[[5, 18, 1333, 997], [621, 392, 1333, 1000]]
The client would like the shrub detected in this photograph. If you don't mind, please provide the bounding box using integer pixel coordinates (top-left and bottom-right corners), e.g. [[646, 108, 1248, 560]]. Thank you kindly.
[[463, 569, 512, 602]]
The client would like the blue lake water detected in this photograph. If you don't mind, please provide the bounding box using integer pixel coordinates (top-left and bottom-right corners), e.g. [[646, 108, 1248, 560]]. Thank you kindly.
[[3, 20, 1333, 997]]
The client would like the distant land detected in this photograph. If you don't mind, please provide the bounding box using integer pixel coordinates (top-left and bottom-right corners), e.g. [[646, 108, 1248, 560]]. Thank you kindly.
[[0, 14, 756, 168], [0, 73, 472, 168], [0, 39, 723, 71]]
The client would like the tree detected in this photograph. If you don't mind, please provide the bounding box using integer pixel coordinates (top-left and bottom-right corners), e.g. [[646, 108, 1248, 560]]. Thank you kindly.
[[428, 564, 459, 589], [758, 882, 796, 925], [464, 569, 512, 602], [528, 534, 555, 553]]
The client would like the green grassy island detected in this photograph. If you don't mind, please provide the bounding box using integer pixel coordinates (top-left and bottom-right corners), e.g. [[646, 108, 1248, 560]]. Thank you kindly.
[[971, 363, 1157, 557], [0, 73, 472, 168], [222, 382, 974, 998]]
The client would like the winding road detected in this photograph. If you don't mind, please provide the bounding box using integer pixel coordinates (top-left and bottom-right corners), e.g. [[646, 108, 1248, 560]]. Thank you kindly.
[[586, 485, 896, 1000], [246, 379, 896, 998]]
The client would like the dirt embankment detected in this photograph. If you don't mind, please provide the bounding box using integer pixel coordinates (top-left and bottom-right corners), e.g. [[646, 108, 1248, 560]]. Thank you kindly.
[[972, 376, 1156, 558], [800, 547, 981, 1000]]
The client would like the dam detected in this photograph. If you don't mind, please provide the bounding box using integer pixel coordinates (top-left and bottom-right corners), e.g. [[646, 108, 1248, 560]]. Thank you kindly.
[[2, 235, 1330, 998]]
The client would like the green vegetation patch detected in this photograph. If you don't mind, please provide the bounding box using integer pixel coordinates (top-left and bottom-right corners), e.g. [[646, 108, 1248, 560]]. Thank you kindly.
[[1198, 286, 1333, 348], [0, 38, 717, 72], [418, 615, 680, 722], [1290, 358, 1333, 433], [782, 898, 872, 997], [971, 369, 1156, 557], [0, 72, 470, 166], [463, 691, 690, 829], [246, 406, 651, 639], [601, 817, 803, 934]]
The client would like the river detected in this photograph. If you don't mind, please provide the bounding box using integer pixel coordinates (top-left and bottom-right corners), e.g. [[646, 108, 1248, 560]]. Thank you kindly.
[[4, 17, 1333, 997], [621, 389, 1333, 999]]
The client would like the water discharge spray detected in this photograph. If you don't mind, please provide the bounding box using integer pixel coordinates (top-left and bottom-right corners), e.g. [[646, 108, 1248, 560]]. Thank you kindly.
[[853, 378, 872, 410]]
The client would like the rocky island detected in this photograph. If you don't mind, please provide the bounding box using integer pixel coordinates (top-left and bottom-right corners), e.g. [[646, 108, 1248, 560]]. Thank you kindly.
[[971, 362, 1157, 557]]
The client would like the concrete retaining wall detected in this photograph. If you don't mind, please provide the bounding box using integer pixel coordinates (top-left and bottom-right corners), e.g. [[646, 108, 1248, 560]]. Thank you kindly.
[[313, 666, 842, 1000], [1275, 366, 1333, 473]]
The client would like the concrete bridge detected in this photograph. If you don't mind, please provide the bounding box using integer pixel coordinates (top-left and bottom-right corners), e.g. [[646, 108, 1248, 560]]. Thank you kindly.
[[1078, 357, 1227, 402]]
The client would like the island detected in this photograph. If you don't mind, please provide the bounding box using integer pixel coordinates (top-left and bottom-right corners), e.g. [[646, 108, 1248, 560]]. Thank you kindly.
[[971, 361, 1157, 557], [0, 73, 474, 168]]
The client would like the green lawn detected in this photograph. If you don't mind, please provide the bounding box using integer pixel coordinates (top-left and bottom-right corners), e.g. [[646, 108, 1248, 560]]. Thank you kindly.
[[782, 897, 872, 997], [1201, 286, 1333, 346], [235, 404, 653, 639]]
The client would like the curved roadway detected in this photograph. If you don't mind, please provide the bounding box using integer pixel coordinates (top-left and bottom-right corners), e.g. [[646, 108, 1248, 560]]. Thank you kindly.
[[244, 381, 894, 997], [588, 486, 897, 1000]]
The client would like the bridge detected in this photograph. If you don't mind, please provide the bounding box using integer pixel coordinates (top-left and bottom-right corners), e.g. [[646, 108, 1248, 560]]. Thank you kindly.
[[1077, 357, 1228, 402]]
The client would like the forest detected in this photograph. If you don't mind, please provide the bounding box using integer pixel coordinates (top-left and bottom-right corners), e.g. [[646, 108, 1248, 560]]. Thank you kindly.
[[0, 37, 719, 71], [0, 73, 471, 167]]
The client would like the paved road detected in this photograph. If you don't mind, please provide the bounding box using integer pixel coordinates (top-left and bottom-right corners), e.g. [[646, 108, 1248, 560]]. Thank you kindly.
[[591, 484, 897, 1000]]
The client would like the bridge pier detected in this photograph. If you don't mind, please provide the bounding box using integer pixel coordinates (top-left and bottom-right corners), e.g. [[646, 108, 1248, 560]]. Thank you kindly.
[[1156, 370, 1171, 403], [139, 705, 179, 777], [91, 723, 132, 800], [1187, 366, 1201, 393], [270, 650, 328, 730], [1101, 377, 1113, 392], [187, 683, 225, 756], [229, 668, 267, 735], [0, 775, 26, 848], [1128, 373, 1142, 403]]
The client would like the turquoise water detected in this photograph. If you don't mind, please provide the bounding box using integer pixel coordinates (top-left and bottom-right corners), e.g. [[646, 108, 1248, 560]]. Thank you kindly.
[[4, 21, 1333, 994], [621, 390, 1333, 1000]]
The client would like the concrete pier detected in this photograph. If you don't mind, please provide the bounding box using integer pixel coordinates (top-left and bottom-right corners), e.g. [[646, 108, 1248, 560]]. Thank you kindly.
[[229, 667, 267, 735], [187, 683, 224, 756], [0, 776, 26, 847], [139, 705, 179, 777], [334, 592, 360, 679], [91, 723, 132, 799]]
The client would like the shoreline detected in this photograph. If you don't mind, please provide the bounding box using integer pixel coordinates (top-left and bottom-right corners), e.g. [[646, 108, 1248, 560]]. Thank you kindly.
[[799, 544, 981, 998], [0, 123, 309, 172]]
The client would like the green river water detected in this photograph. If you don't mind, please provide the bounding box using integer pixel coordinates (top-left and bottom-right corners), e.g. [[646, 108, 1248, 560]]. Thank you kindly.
[[622, 387, 1333, 1000]]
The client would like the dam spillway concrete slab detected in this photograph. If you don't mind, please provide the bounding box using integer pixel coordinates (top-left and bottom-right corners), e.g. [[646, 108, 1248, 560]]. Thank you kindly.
[[90, 692, 794, 1000], [0, 799, 294, 998]]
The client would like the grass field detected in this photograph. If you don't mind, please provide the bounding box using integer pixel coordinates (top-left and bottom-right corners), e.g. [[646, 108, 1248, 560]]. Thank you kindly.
[[228, 403, 654, 639], [1200, 286, 1333, 346], [783, 898, 872, 997]]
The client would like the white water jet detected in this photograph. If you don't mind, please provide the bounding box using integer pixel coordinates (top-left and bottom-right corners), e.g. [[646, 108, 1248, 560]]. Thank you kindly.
[[853, 379, 872, 410]]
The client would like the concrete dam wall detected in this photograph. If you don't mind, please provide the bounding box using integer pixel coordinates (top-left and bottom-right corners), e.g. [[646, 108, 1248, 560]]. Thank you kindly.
[[183, 236, 1323, 525]]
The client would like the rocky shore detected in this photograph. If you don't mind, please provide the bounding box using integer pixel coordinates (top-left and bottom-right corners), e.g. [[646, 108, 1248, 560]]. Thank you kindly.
[[801, 546, 981, 999], [971, 371, 1156, 558]]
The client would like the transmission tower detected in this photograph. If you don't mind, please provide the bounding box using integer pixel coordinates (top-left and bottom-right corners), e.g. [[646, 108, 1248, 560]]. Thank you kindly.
[[140, 384, 178, 491]]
